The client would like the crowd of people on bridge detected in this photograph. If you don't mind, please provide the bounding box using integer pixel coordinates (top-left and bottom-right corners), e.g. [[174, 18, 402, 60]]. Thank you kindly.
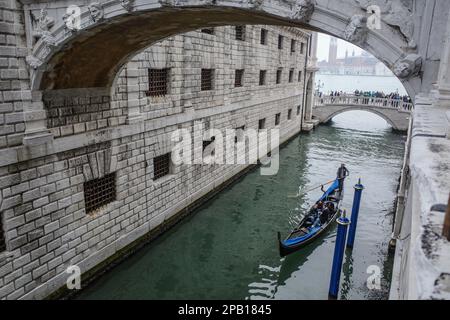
[[316, 90, 413, 111]]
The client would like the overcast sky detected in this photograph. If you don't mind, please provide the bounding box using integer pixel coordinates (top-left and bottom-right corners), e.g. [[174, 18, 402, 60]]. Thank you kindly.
[[317, 33, 364, 62]]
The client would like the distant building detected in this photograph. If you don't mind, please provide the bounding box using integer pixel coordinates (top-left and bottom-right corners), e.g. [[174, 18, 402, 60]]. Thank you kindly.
[[318, 38, 393, 76]]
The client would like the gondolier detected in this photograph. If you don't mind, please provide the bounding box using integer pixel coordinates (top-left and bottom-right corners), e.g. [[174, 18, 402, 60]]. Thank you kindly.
[[337, 164, 349, 192]]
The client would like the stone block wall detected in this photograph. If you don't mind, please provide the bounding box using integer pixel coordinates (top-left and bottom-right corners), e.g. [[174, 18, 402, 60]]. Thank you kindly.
[[0, 24, 311, 299]]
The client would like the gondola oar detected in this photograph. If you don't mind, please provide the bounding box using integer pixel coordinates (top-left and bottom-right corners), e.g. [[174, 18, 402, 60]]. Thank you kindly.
[[287, 179, 335, 198]]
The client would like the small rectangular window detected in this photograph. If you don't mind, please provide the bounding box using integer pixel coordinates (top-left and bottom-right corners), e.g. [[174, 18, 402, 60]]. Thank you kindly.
[[235, 26, 245, 41], [235, 69, 244, 87], [298, 70, 302, 82], [275, 113, 281, 126], [276, 69, 282, 84], [259, 70, 266, 86], [288, 109, 292, 120], [84, 172, 116, 214], [147, 68, 169, 97], [201, 28, 214, 35], [278, 35, 284, 49], [300, 42, 305, 54], [201, 69, 214, 91], [297, 105, 301, 115], [235, 126, 245, 143], [258, 118, 266, 130], [260, 29, 267, 45], [291, 39, 296, 53], [289, 69, 294, 83], [203, 136, 215, 156], [0, 214, 6, 253], [153, 153, 171, 180]]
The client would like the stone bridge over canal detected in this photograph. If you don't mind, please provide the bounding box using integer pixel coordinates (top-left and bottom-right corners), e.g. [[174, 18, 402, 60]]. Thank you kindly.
[[313, 95, 413, 131]]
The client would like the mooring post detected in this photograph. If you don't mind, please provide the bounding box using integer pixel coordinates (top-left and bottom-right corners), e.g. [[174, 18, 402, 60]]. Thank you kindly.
[[347, 178, 364, 249], [443, 193, 450, 241], [329, 210, 350, 299]]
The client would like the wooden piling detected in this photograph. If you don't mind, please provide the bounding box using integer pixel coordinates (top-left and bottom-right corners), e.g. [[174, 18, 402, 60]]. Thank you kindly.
[[443, 193, 450, 241]]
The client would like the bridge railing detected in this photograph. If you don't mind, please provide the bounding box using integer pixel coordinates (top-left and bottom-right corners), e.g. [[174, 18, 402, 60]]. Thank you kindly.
[[314, 95, 414, 112]]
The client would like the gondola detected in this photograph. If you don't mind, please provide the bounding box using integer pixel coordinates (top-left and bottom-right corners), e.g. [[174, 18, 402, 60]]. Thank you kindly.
[[278, 174, 346, 257]]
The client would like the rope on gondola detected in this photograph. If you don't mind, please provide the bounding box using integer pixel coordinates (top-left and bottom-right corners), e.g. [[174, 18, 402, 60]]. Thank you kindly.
[[287, 179, 336, 198]]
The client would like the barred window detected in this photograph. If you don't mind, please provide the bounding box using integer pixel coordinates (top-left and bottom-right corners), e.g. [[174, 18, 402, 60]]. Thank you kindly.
[[291, 39, 296, 53], [259, 70, 266, 86], [147, 68, 169, 97], [298, 70, 302, 82], [297, 105, 301, 115], [235, 26, 245, 41], [235, 69, 244, 87], [153, 153, 171, 180], [260, 29, 268, 45], [278, 35, 283, 49], [276, 69, 282, 84], [201, 69, 214, 91], [288, 109, 292, 120], [275, 113, 281, 126], [201, 28, 214, 35], [300, 42, 305, 54], [289, 69, 294, 83], [258, 118, 266, 130], [0, 214, 6, 253], [84, 172, 116, 214]]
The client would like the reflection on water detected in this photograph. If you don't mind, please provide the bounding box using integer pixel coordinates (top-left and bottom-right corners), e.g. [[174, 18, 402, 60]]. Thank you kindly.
[[77, 111, 405, 300]]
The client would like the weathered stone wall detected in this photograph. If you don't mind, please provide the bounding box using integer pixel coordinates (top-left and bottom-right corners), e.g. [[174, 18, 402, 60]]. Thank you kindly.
[[0, 25, 310, 300], [0, 0, 28, 149]]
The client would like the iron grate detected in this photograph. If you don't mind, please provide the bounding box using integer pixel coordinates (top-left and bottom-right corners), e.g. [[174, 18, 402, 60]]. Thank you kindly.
[[153, 153, 171, 180], [84, 172, 116, 214], [147, 68, 169, 97], [201, 69, 214, 91], [235, 26, 245, 41], [260, 29, 267, 45]]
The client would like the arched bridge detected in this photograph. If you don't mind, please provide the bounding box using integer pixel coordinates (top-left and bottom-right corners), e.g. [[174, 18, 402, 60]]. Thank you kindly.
[[313, 95, 413, 131]]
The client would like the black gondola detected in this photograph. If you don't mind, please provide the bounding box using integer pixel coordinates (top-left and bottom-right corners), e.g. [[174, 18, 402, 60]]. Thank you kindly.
[[278, 171, 347, 257]]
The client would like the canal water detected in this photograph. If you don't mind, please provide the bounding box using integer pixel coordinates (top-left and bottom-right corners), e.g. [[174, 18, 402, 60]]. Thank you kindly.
[[77, 111, 406, 300]]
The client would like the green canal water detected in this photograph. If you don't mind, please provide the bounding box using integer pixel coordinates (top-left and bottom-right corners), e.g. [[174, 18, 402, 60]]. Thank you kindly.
[[77, 111, 406, 300]]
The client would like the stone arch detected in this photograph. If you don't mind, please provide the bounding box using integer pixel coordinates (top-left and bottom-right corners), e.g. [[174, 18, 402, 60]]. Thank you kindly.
[[319, 106, 409, 131], [27, 1, 429, 97]]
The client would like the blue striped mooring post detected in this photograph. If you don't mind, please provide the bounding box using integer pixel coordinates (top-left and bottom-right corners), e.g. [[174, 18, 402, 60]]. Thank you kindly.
[[328, 210, 350, 299], [347, 178, 365, 249]]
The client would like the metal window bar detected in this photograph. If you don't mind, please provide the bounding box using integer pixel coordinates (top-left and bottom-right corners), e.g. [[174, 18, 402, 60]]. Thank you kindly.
[[153, 153, 171, 180], [84, 172, 116, 214], [289, 69, 294, 83], [260, 29, 267, 45], [147, 68, 169, 97], [275, 113, 281, 125], [259, 70, 266, 86], [235, 26, 245, 41], [235, 69, 244, 87], [201, 69, 214, 91], [259, 118, 266, 130]]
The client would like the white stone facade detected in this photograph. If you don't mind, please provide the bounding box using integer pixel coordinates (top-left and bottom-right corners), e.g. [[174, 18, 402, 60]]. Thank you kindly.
[[0, 24, 312, 300]]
